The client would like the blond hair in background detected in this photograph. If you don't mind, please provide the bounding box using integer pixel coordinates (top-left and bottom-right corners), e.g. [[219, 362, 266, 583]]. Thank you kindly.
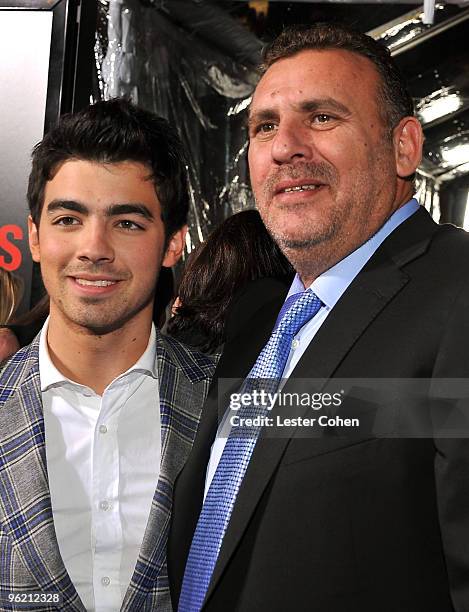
[[0, 268, 23, 324]]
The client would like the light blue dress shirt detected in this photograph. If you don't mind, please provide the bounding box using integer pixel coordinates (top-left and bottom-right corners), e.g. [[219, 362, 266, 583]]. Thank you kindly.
[[204, 198, 420, 496]]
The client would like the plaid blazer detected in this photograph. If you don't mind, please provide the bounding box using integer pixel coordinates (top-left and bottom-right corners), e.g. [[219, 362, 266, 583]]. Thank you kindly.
[[0, 331, 216, 612]]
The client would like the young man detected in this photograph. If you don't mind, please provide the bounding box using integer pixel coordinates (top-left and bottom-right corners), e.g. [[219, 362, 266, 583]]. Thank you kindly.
[[170, 24, 469, 611], [0, 99, 215, 611]]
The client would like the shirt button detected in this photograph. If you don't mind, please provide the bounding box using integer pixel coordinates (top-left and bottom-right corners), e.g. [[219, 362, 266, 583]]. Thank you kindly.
[[99, 424, 108, 434], [101, 576, 111, 587], [99, 500, 111, 511], [292, 339, 300, 349]]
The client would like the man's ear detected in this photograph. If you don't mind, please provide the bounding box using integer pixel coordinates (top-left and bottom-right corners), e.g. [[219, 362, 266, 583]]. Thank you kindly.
[[393, 116, 424, 179], [28, 215, 41, 263], [162, 225, 187, 267]]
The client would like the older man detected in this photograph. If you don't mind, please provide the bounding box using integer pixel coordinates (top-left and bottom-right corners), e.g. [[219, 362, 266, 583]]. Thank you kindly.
[[170, 23, 469, 612]]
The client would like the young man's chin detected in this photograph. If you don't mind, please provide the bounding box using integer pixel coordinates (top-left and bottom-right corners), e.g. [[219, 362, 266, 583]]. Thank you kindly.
[[68, 317, 133, 336], [52, 305, 126, 335], [63, 297, 155, 335]]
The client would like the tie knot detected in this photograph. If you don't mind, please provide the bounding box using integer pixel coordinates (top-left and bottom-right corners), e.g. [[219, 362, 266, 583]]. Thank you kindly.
[[275, 289, 322, 338]]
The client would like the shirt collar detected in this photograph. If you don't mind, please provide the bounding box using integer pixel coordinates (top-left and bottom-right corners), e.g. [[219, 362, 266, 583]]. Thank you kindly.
[[286, 198, 420, 309], [39, 316, 157, 393]]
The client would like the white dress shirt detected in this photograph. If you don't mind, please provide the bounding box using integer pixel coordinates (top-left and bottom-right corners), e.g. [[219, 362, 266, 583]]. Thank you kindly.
[[204, 199, 420, 496], [39, 320, 161, 612]]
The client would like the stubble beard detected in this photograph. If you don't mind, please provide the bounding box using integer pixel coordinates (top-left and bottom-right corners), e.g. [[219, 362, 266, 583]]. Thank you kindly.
[[256, 161, 343, 278], [261, 199, 346, 282], [256, 157, 388, 282], [67, 291, 155, 335], [260, 160, 339, 239], [47, 264, 160, 336]]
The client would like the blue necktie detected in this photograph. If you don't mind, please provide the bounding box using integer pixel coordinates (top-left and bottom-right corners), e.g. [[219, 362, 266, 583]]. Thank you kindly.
[[179, 289, 323, 612]]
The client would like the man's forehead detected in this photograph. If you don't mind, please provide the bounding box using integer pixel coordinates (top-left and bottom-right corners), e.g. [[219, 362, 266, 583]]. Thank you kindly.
[[48, 158, 151, 179], [44, 159, 154, 194], [42, 159, 160, 214], [250, 48, 380, 108]]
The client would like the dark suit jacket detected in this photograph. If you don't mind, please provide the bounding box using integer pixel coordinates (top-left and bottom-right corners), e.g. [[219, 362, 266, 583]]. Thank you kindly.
[[169, 207, 469, 612]]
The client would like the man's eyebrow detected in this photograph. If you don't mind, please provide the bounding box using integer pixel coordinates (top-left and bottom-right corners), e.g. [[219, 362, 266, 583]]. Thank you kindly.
[[297, 98, 351, 116], [45, 200, 155, 221], [246, 98, 351, 128], [46, 200, 89, 215], [106, 204, 154, 220], [247, 109, 280, 128]]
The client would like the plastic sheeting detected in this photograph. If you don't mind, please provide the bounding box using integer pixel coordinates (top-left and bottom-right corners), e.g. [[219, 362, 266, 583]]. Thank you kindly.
[[95, 0, 260, 252], [94, 0, 447, 241], [416, 173, 441, 222]]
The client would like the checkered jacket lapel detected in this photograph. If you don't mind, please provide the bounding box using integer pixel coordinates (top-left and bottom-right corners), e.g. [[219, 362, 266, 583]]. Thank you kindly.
[[0, 337, 85, 611], [119, 331, 215, 612]]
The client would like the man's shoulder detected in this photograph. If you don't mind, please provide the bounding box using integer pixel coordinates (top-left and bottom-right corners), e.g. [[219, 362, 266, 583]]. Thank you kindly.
[[385, 207, 469, 270], [0, 341, 40, 407], [412, 206, 469, 251], [432, 220, 469, 251], [156, 331, 218, 384], [420, 219, 469, 275]]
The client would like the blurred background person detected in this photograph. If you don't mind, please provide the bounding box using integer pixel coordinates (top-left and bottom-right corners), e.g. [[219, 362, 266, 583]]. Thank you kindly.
[[0, 268, 23, 359], [167, 209, 293, 353], [0, 268, 23, 323], [4, 293, 49, 354]]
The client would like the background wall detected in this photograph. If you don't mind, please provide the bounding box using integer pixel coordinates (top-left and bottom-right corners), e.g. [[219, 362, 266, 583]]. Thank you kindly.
[[0, 10, 53, 309]]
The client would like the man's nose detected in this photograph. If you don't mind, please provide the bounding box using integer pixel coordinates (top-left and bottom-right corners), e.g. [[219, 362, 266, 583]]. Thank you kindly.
[[77, 223, 115, 264], [271, 121, 314, 164]]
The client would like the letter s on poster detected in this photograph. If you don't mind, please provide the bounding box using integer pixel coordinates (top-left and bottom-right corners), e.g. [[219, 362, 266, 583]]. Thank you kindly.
[[0, 225, 23, 271]]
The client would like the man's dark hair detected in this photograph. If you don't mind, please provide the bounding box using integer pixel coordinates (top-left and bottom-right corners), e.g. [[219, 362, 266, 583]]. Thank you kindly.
[[27, 98, 189, 239], [261, 23, 414, 131]]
